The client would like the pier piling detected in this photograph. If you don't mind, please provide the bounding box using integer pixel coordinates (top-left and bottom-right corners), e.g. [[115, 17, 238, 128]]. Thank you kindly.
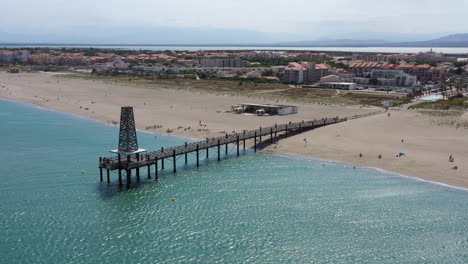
[[161, 147, 165, 169], [185, 142, 188, 164], [254, 132, 257, 152], [136, 154, 140, 181], [243, 130, 246, 150], [155, 158, 158, 180], [217, 140, 221, 161], [173, 150, 176, 173], [99, 157, 103, 182], [270, 128, 273, 143], [196, 144, 200, 167], [225, 134, 228, 155], [237, 135, 240, 156], [126, 169, 131, 186]]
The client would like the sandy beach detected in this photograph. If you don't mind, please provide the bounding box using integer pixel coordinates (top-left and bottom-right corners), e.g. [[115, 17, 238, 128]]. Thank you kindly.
[[1, 71, 467, 188]]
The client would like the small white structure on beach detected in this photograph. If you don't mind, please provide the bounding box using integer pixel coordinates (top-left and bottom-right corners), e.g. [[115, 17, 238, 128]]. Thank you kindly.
[[231, 103, 298, 116], [319, 82, 358, 90]]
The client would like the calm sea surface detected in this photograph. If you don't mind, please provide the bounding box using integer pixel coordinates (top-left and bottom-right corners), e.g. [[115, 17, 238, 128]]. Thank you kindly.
[[3, 44, 468, 54], [1, 99, 467, 263]]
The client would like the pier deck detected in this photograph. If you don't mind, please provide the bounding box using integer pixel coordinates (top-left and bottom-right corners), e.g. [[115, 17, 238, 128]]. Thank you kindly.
[[98, 111, 381, 185]]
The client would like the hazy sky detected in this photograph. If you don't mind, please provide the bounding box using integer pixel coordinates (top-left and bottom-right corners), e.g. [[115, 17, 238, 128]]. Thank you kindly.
[[1, 0, 467, 44]]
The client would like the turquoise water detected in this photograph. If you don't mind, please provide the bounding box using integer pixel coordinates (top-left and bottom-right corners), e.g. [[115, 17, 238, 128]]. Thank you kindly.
[[1, 99, 467, 263], [419, 94, 444, 102]]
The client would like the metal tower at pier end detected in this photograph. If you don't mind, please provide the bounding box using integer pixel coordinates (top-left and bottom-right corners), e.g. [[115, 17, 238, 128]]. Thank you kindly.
[[110, 106, 146, 155]]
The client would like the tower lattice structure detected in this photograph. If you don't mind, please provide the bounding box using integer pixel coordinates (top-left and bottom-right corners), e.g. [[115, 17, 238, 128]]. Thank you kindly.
[[117, 106, 139, 153]]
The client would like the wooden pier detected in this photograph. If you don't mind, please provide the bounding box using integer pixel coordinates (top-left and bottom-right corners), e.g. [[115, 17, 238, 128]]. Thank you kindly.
[[99, 110, 381, 186]]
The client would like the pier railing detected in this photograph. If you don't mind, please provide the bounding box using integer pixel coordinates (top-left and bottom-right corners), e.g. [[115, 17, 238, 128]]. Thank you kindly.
[[98, 110, 383, 185]]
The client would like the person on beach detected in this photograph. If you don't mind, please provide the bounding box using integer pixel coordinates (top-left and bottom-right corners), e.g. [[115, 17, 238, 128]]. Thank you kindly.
[[303, 138, 308, 147], [378, 154, 382, 159], [449, 155, 454, 162], [359, 153, 363, 158]]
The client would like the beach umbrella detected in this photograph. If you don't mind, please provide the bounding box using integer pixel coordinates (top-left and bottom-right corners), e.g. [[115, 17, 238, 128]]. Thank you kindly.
[[399, 152, 406, 156]]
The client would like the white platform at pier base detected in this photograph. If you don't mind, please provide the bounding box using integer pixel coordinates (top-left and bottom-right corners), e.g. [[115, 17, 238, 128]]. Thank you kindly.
[[110, 148, 147, 155]]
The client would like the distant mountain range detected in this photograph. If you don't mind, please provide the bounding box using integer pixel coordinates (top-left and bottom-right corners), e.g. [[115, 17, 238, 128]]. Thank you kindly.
[[276, 34, 468, 47]]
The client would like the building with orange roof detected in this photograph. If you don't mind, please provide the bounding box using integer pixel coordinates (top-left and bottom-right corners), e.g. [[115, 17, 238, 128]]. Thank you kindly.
[[283, 62, 331, 84]]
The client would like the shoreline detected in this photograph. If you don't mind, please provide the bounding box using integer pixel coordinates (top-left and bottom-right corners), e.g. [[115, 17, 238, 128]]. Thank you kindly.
[[1, 71, 467, 188], [269, 151, 468, 192], [4, 96, 468, 192]]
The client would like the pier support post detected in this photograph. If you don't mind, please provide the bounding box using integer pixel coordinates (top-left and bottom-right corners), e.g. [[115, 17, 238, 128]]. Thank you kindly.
[[285, 125, 288, 136], [147, 165, 151, 179], [185, 142, 188, 164], [118, 169, 122, 186], [161, 147, 165, 170], [173, 150, 177, 173], [196, 144, 200, 167], [136, 153, 140, 182], [259, 127, 262, 142], [275, 124, 278, 137], [106, 169, 110, 183], [236, 135, 240, 156], [225, 134, 228, 155], [243, 130, 246, 150], [126, 169, 131, 186], [99, 157, 103, 182], [254, 132, 257, 152], [270, 128, 273, 143], [217, 140, 221, 161], [155, 158, 158, 180], [206, 146, 209, 159]]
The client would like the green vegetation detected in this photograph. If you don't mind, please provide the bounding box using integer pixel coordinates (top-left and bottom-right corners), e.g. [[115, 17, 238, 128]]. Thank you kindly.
[[247, 64, 270, 68], [342, 92, 412, 107], [62, 73, 400, 107], [83, 49, 98, 56], [369, 78, 378, 85], [409, 97, 468, 110], [415, 60, 437, 67], [261, 69, 275, 76], [453, 61, 468, 68], [327, 61, 349, 70]]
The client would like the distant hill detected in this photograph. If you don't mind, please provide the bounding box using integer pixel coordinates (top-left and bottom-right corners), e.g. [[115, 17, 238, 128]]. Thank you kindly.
[[386, 34, 468, 47], [276, 39, 389, 47], [276, 34, 468, 47]]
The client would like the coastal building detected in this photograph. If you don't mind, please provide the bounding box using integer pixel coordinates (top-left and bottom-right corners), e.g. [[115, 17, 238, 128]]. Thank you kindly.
[[0, 50, 30, 63], [320, 74, 340, 83], [352, 50, 457, 63], [231, 103, 298, 116], [283, 62, 306, 84], [245, 71, 262, 78], [389, 64, 448, 83], [318, 82, 357, 90], [283, 62, 331, 84], [370, 69, 417, 86], [200, 58, 249, 68], [349, 61, 385, 74]]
